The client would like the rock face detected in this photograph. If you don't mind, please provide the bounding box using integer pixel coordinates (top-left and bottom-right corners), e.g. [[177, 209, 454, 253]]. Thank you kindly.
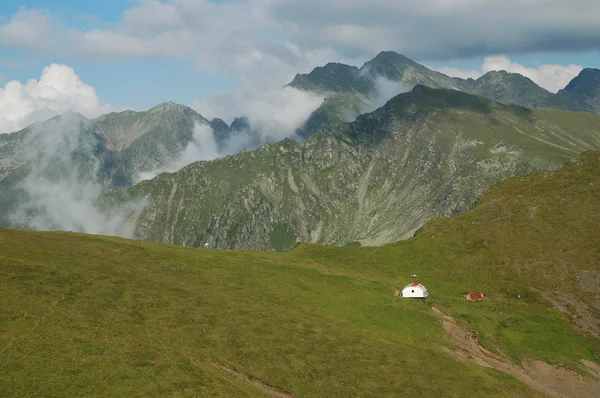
[[92, 102, 210, 187], [557, 68, 600, 114], [109, 87, 600, 251], [289, 51, 468, 138], [0, 104, 210, 228], [289, 52, 598, 140], [461, 70, 579, 111]]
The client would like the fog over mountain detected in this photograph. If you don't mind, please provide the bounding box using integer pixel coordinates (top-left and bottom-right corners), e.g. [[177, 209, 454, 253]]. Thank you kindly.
[[1, 50, 599, 242]]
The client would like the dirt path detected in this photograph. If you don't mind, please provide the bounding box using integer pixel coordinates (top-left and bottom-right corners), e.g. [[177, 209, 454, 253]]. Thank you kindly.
[[432, 305, 600, 397], [211, 363, 294, 398]]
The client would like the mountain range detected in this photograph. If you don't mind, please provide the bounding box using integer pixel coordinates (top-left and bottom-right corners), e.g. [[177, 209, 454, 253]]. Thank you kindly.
[[107, 86, 600, 250], [291, 51, 600, 137], [0, 51, 599, 250]]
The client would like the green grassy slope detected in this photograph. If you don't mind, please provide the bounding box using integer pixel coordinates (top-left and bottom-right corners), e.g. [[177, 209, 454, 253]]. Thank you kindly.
[[2, 151, 600, 396]]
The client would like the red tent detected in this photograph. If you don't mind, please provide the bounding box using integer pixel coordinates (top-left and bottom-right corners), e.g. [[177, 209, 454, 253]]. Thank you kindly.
[[466, 292, 485, 301]]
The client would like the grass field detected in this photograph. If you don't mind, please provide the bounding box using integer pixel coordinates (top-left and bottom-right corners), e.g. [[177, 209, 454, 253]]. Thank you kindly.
[[1, 152, 600, 397]]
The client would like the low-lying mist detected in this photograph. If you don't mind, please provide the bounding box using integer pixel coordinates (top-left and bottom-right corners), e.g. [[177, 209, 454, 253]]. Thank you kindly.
[[139, 86, 325, 181], [3, 77, 413, 237], [9, 114, 136, 237]]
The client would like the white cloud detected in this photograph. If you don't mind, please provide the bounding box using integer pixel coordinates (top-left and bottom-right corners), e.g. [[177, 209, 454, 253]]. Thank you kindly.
[[0, 8, 54, 51], [481, 55, 583, 93], [5, 1, 600, 61], [138, 121, 221, 182], [432, 56, 584, 93], [192, 85, 324, 143], [0, 63, 116, 134], [2, 1, 597, 92]]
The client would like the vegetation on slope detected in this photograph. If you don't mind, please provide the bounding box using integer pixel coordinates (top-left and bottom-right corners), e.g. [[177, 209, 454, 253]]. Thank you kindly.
[[2, 151, 600, 396], [110, 87, 600, 251]]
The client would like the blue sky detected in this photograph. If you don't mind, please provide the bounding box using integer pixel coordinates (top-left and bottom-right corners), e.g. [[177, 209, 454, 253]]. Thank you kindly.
[[0, 0, 236, 109], [0, 0, 599, 117]]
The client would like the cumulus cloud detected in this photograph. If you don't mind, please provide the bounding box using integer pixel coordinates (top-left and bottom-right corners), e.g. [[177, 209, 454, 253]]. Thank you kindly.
[[480, 56, 583, 93], [0, 63, 116, 134], [433, 55, 584, 92]]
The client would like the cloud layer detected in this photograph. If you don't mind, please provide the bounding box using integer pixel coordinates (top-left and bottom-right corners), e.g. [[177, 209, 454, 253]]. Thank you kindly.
[[434, 55, 583, 93], [0, 63, 116, 134], [1, 0, 598, 80]]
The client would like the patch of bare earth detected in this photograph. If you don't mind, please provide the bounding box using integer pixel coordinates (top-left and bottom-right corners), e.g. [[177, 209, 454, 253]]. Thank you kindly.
[[531, 287, 600, 339], [211, 363, 294, 398], [432, 305, 600, 398]]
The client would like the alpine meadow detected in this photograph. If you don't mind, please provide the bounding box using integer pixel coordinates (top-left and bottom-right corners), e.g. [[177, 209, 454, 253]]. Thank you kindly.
[[1, 1, 600, 396]]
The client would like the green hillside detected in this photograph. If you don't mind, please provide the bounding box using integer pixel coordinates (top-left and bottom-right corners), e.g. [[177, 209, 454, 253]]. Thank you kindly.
[[2, 151, 600, 396]]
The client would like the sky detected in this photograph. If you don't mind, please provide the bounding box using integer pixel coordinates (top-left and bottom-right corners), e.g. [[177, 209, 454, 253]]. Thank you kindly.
[[0, 0, 599, 134]]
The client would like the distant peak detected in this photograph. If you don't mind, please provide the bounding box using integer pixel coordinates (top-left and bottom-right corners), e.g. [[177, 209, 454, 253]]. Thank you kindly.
[[230, 116, 250, 131], [580, 67, 600, 75], [312, 62, 359, 74], [150, 101, 188, 112], [482, 70, 514, 77], [210, 117, 229, 131], [51, 110, 89, 124], [477, 70, 542, 87], [380, 85, 498, 116], [410, 84, 432, 93], [363, 51, 414, 68], [372, 51, 410, 61], [563, 68, 600, 97], [60, 110, 87, 119]]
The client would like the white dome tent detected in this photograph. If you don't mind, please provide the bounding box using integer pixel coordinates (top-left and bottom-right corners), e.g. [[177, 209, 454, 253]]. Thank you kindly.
[[401, 283, 428, 298]]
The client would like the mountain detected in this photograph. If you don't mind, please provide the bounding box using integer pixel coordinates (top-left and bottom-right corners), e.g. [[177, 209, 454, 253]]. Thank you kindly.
[[557, 68, 600, 114], [210, 116, 262, 154], [461, 70, 579, 111], [0, 104, 211, 230], [289, 62, 372, 94], [291, 52, 597, 139], [0, 112, 99, 227], [105, 86, 600, 251], [361, 51, 465, 90], [289, 51, 467, 137], [91, 102, 209, 186], [2, 150, 600, 396]]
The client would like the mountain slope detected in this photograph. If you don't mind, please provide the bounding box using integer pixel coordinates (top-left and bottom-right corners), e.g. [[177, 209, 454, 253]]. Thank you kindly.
[[557, 68, 600, 114], [2, 151, 600, 396], [462, 70, 579, 111], [291, 52, 596, 139], [108, 87, 600, 251], [0, 105, 211, 231], [92, 102, 210, 186], [290, 51, 468, 137], [361, 51, 465, 90]]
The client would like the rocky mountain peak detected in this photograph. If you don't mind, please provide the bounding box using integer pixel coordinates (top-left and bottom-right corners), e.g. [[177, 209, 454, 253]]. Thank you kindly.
[[563, 68, 600, 99], [149, 101, 190, 113]]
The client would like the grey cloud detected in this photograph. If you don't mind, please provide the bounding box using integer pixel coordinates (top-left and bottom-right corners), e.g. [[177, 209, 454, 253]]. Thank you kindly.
[[0, 0, 598, 90]]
